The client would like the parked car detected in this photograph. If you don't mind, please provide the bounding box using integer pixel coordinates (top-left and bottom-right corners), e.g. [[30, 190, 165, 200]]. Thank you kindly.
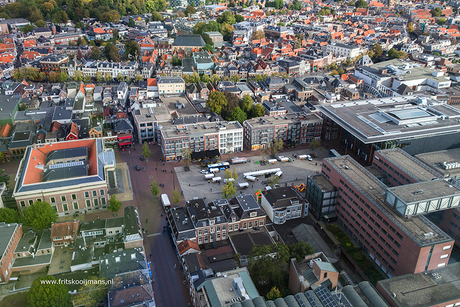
[[136, 165, 141, 171], [140, 155, 144, 161]]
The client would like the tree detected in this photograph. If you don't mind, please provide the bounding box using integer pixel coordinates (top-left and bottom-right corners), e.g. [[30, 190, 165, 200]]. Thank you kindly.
[[431, 7, 442, 17], [84, 75, 91, 83], [116, 73, 125, 82], [201, 74, 210, 83], [90, 46, 102, 60], [182, 148, 192, 168], [218, 10, 236, 25], [185, 5, 196, 16], [267, 175, 280, 188], [250, 104, 265, 118], [252, 30, 265, 40], [210, 74, 221, 84], [289, 241, 315, 262], [222, 181, 237, 199], [142, 142, 151, 160], [21, 24, 35, 34], [202, 44, 214, 53], [206, 91, 227, 114], [96, 71, 103, 83], [407, 22, 414, 33], [248, 243, 290, 289], [228, 107, 247, 124], [354, 0, 368, 7], [28, 276, 71, 307], [190, 72, 201, 83], [266, 287, 282, 301], [240, 94, 253, 113], [221, 23, 235, 41], [72, 276, 107, 307], [151, 12, 163, 21], [224, 169, 238, 180], [104, 73, 112, 82], [172, 189, 182, 206], [128, 18, 135, 27], [387, 48, 407, 59], [49, 71, 58, 83], [172, 56, 182, 66], [135, 74, 143, 82], [103, 42, 120, 62], [101, 10, 120, 23], [291, 0, 302, 10], [108, 195, 122, 212], [437, 18, 447, 25], [371, 43, 383, 58], [337, 67, 345, 75], [35, 20, 46, 27], [235, 14, 244, 22], [73, 71, 84, 82], [124, 40, 140, 60], [151, 181, 160, 198], [330, 69, 339, 76], [0, 208, 20, 223], [113, 28, 119, 40], [309, 139, 321, 151], [22, 201, 57, 230], [263, 139, 284, 158]]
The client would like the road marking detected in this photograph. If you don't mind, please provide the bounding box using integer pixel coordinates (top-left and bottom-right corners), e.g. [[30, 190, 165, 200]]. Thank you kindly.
[[147, 232, 162, 237]]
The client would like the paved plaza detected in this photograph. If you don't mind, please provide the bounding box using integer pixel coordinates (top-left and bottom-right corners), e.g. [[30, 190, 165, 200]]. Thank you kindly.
[[175, 148, 329, 202]]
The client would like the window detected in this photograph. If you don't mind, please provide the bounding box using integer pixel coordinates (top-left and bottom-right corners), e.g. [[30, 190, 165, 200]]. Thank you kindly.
[[229, 225, 233, 231], [101, 198, 106, 205], [73, 202, 78, 210], [63, 204, 68, 211], [85, 192, 89, 198], [100, 190, 105, 196], [52, 206, 57, 212], [86, 200, 91, 207], [198, 230, 202, 235], [259, 220, 264, 226], [443, 245, 452, 250], [438, 263, 446, 268], [20, 201, 25, 207], [50, 197, 56, 203], [36, 198, 42, 202], [71, 194, 77, 200], [92, 191, 97, 197], [61, 196, 66, 202], [94, 199, 99, 206], [28, 200, 33, 205]]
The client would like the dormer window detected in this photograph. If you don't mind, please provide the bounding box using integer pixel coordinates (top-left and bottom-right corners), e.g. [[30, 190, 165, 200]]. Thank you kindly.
[[232, 217, 236, 222], [210, 220, 215, 225], [250, 212, 257, 217]]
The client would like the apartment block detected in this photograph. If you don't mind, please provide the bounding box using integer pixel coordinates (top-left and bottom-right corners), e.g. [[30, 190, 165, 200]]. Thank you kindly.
[[260, 187, 308, 225], [157, 77, 185, 95], [13, 139, 116, 216], [159, 121, 243, 161], [322, 155, 454, 277], [243, 112, 322, 151]]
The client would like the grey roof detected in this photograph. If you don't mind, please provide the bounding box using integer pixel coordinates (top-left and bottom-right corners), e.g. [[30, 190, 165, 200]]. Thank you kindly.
[[37, 229, 52, 250], [14, 231, 36, 254], [113, 118, 133, 133], [99, 249, 148, 278], [12, 254, 52, 267], [52, 106, 73, 121], [291, 224, 337, 261], [0, 223, 20, 259], [42, 163, 88, 182], [123, 206, 142, 237], [173, 35, 205, 47], [106, 217, 124, 228], [45, 147, 87, 164]]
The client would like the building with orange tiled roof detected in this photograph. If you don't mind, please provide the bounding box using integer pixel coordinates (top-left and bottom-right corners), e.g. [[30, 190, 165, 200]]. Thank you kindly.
[[13, 139, 115, 216], [50, 220, 79, 247]]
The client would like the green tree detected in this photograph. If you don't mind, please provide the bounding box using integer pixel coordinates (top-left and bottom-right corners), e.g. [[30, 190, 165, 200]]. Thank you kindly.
[[210, 74, 221, 84], [289, 241, 315, 262], [224, 169, 238, 180], [252, 30, 265, 40], [291, 0, 302, 10], [113, 28, 119, 40], [104, 73, 112, 82], [182, 147, 192, 168], [230, 74, 240, 83], [309, 139, 321, 151], [35, 20, 46, 27], [407, 22, 414, 33], [202, 44, 214, 53], [371, 43, 383, 58], [185, 5, 196, 15], [72, 276, 107, 307], [190, 72, 201, 83], [222, 181, 237, 199], [21, 24, 35, 34], [108, 195, 122, 212], [103, 42, 120, 62], [437, 18, 447, 25], [135, 74, 143, 82], [116, 73, 125, 82], [101, 10, 120, 23], [250, 104, 265, 118], [431, 7, 442, 17], [330, 69, 339, 76], [221, 23, 235, 41], [84, 75, 91, 83], [73, 71, 84, 82], [266, 286, 282, 301], [387, 48, 407, 59], [337, 67, 345, 75], [263, 139, 284, 158], [172, 56, 182, 66], [267, 175, 280, 188], [128, 18, 135, 27], [228, 107, 247, 124], [124, 40, 140, 60], [172, 189, 182, 206], [18, 102, 27, 111], [151, 181, 160, 198], [235, 14, 244, 22], [217, 10, 236, 24], [240, 94, 253, 113], [90, 46, 102, 60], [201, 74, 210, 83], [96, 71, 103, 83], [142, 142, 151, 160], [0, 208, 20, 223], [22, 201, 57, 230], [248, 243, 290, 289], [206, 91, 227, 114], [28, 276, 71, 307], [49, 71, 58, 83], [58, 71, 68, 82]]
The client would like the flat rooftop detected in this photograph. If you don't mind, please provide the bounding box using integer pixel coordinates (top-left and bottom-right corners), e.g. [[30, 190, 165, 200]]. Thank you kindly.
[[325, 156, 452, 247], [245, 113, 322, 128], [377, 262, 460, 307], [319, 96, 460, 144], [229, 228, 274, 256], [133, 105, 170, 123], [388, 179, 460, 204], [309, 174, 336, 191], [377, 148, 442, 182], [416, 147, 460, 178], [161, 121, 242, 139]]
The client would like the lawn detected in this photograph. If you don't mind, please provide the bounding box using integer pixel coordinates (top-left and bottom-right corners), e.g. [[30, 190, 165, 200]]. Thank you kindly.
[[1, 291, 28, 307]]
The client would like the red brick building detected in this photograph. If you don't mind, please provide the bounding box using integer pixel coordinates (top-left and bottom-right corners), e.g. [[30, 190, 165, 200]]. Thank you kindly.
[[50, 220, 79, 247], [0, 223, 23, 283]]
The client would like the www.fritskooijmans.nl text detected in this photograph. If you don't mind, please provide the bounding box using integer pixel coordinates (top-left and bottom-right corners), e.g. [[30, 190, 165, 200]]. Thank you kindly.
[[40, 279, 113, 286]]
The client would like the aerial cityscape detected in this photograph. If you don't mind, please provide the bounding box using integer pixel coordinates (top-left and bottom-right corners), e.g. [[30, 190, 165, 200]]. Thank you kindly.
[[0, 0, 460, 306]]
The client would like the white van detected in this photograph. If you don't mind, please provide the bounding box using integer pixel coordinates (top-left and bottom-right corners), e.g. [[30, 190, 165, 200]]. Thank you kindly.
[[224, 178, 235, 183], [275, 171, 283, 177], [212, 177, 222, 183], [205, 174, 214, 180], [245, 175, 257, 182], [268, 159, 277, 164], [239, 182, 249, 189]]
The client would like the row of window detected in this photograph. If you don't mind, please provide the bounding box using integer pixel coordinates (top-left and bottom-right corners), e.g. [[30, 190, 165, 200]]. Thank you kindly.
[[52, 197, 107, 212], [20, 190, 105, 207]]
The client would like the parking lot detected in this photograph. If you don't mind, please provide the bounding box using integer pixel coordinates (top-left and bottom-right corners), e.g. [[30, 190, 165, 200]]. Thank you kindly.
[[175, 148, 329, 202]]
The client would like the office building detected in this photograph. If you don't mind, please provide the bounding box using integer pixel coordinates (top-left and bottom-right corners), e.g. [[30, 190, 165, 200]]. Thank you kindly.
[[305, 174, 338, 221]]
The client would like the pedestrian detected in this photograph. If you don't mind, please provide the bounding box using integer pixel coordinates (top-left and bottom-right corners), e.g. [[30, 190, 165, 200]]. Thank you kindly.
[[210, 188, 212, 192], [252, 184, 254, 188], [189, 184, 190, 186], [174, 264, 177, 270], [163, 162, 165, 166], [155, 167, 157, 171]]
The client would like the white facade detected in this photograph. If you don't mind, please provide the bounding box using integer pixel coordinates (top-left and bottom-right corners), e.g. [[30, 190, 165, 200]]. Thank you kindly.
[[218, 122, 244, 154], [326, 43, 363, 59]]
